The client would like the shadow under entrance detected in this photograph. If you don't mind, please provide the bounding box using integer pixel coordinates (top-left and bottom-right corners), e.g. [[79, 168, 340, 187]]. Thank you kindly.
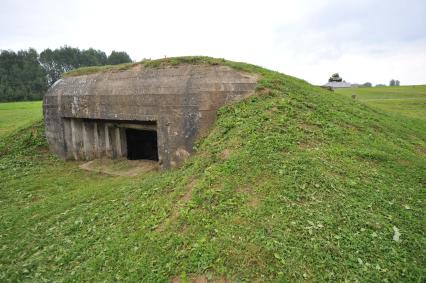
[[125, 129, 159, 161]]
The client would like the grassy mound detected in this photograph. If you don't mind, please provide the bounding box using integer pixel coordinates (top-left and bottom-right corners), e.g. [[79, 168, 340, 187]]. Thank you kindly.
[[63, 56, 251, 77], [1, 58, 425, 282]]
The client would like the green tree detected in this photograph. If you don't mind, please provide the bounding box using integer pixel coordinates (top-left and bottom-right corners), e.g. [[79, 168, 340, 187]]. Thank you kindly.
[[0, 48, 48, 102], [0, 46, 133, 101], [80, 48, 108, 67], [328, 73, 343, 82], [39, 46, 82, 86], [107, 51, 132, 65], [40, 46, 116, 86]]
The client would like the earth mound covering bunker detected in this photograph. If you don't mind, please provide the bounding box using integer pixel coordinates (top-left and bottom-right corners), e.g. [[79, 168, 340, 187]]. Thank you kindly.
[[43, 61, 258, 168]]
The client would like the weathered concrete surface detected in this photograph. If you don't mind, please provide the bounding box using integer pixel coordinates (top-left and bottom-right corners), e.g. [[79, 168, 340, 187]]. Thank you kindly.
[[43, 64, 258, 168]]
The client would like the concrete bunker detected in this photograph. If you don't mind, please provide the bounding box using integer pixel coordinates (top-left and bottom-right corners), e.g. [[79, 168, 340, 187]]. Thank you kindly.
[[43, 63, 258, 168]]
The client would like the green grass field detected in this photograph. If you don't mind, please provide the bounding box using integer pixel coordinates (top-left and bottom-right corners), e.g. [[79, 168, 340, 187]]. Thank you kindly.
[[335, 85, 426, 121], [0, 101, 42, 137], [0, 58, 425, 282]]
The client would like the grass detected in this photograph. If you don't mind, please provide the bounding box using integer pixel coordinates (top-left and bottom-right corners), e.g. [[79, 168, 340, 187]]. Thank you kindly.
[[62, 56, 249, 77], [62, 62, 138, 77], [335, 85, 426, 121], [1, 58, 425, 282], [0, 101, 42, 137]]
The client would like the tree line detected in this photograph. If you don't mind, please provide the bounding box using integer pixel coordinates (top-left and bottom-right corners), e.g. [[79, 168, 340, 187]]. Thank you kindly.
[[0, 46, 132, 102]]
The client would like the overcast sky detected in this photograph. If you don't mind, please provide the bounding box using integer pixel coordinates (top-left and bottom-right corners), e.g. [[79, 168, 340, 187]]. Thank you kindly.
[[1, 0, 425, 85]]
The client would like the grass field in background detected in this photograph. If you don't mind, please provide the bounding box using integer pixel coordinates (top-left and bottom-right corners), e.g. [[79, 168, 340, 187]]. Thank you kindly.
[[335, 85, 426, 121], [0, 101, 42, 137]]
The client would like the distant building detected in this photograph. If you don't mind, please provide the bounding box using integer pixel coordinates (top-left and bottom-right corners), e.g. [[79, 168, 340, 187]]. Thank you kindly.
[[324, 73, 352, 89], [323, 81, 352, 89]]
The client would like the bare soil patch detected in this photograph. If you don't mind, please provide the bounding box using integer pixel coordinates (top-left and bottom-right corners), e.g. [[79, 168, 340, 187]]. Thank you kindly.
[[79, 158, 158, 177], [172, 275, 230, 283], [156, 179, 197, 232]]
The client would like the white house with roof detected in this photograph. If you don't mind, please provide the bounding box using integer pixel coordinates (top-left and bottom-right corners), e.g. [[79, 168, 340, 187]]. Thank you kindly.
[[323, 73, 352, 89], [323, 81, 352, 88]]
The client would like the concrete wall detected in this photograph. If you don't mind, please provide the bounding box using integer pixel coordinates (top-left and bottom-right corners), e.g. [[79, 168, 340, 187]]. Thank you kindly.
[[43, 64, 258, 168]]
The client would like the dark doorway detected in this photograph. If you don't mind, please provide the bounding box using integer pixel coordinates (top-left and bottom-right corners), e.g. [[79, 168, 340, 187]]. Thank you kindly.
[[126, 129, 158, 161]]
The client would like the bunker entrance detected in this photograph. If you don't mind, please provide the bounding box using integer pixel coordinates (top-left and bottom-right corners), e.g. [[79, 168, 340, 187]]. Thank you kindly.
[[126, 129, 158, 161]]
